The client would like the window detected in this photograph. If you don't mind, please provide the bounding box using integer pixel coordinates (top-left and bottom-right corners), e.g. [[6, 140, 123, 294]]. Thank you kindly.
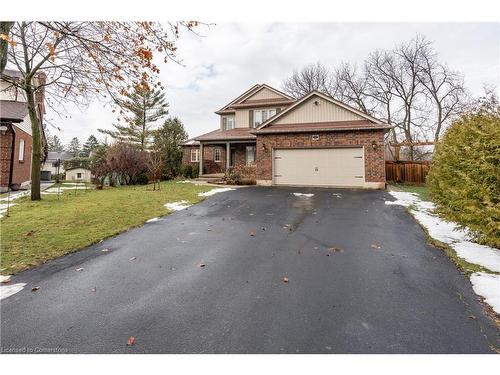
[[246, 146, 256, 166], [191, 148, 200, 162], [214, 148, 221, 162], [222, 116, 235, 130], [18, 139, 25, 161], [77, 172, 82, 179], [253, 108, 277, 127]]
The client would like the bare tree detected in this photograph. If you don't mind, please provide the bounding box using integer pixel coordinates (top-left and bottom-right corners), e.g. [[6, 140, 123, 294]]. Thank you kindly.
[[1, 21, 201, 200], [282, 62, 335, 98], [334, 62, 371, 113], [416, 44, 468, 142]]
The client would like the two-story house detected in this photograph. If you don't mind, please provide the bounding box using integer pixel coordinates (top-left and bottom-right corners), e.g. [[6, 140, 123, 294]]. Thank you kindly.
[[182, 84, 390, 188], [0, 69, 46, 192]]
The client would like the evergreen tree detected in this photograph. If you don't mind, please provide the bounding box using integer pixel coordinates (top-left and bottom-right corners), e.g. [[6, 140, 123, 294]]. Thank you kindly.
[[47, 134, 65, 152], [153, 117, 188, 178], [67, 137, 82, 157], [99, 86, 169, 150], [82, 135, 99, 157]]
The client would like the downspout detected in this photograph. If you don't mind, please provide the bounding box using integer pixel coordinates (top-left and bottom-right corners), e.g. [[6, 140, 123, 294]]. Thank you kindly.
[[8, 123, 16, 189]]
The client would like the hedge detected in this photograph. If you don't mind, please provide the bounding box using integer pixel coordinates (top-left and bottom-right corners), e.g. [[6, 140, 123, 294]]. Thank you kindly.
[[427, 107, 500, 248]]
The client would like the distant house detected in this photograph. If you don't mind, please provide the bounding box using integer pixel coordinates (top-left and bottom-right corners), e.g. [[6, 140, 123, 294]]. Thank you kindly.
[[65, 167, 92, 183], [41, 151, 74, 180], [0, 69, 46, 192]]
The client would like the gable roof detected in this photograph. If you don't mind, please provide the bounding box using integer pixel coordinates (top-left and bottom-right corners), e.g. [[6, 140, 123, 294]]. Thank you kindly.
[[215, 84, 294, 114], [256, 91, 387, 129]]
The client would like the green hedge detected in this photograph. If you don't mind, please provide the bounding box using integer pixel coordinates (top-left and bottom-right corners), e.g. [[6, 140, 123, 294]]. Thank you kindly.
[[427, 108, 500, 248]]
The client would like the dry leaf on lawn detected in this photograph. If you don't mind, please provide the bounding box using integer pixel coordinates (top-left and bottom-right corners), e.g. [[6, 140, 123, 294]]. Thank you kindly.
[[127, 336, 136, 346], [31, 286, 40, 292]]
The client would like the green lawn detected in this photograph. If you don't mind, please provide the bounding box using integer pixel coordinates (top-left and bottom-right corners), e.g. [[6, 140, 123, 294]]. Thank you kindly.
[[390, 183, 430, 201], [0, 181, 213, 274]]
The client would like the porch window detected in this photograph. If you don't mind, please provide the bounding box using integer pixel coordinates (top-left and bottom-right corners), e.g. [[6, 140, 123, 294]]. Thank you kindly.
[[214, 148, 221, 162], [246, 146, 256, 166], [191, 148, 200, 162], [77, 172, 82, 179], [253, 108, 277, 127], [18, 139, 25, 161], [222, 116, 235, 130]]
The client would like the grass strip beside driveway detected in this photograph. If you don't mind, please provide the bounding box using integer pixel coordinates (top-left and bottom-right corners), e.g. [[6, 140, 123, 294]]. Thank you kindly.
[[0, 181, 213, 274]]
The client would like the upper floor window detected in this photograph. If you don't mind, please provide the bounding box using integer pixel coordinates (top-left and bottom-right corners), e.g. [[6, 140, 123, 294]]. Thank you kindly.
[[191, 148, 200, 162], [252, 108, 278, 127], [214, 148, 221, 162], [18, 139, 25, 161], [222, 116, 235, 130]]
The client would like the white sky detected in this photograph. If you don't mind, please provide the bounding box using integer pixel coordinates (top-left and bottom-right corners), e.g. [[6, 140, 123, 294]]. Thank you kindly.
[[46, 22, 500, 144]]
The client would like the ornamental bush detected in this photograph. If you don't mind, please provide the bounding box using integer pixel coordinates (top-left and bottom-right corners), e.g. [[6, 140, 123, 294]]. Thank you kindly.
[[427, 105, 500, 248]]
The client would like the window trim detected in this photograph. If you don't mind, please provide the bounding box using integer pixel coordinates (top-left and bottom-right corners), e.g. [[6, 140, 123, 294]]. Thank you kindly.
[[76, 172, 82, 179], [252, 108, 278, 128], [222, 116, 235, 130], [214, 148, 222, 162], [190, 148, 200, 162], [18, 139, 25, 162]]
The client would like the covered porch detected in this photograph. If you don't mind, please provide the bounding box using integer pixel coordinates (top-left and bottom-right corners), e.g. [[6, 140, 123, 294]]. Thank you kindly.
[[198, 140, 257, 176]]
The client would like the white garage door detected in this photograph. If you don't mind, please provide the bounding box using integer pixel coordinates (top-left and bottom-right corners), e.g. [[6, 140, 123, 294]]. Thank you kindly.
[[274, 147, 365, 187]]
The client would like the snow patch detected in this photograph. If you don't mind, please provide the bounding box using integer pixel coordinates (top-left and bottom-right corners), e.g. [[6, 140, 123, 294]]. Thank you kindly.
[[164, 200, 191, 211], [146, 217, 161, 223], [470, 273, 500, 314], [452, 242, 500, 273], [293, 193, 314, 197], [332, 193, 342, 198], [0, 283, 26, 300], [198, 188, 235, 197], [0, 275, 12, 283], [176, 180, 194, 184]]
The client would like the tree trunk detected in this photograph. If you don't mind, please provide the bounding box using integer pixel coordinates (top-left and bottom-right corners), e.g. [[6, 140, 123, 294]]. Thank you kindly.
[[26, 86, 42, 200]]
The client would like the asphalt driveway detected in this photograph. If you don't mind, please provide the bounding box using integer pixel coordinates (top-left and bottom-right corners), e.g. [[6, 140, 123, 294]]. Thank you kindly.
[[1, 187, 498, 353]]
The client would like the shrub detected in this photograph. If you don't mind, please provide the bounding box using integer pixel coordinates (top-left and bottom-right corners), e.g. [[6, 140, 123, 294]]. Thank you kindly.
[[106, 143, 149, 185], [427, 105, 500, 248], [224, 165, 256, 185], [182, 165, 193, 178], [136, 173, 149, 185]]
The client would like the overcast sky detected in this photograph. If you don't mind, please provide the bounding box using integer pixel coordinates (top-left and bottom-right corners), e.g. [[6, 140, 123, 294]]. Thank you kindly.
[[46, 22, 499, 144]]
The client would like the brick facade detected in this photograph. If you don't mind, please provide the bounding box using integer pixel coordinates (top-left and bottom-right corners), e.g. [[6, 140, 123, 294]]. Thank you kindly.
[[0, 125, 33, 191], [181, 143, 255, 174], [255, 130, 386, 185]]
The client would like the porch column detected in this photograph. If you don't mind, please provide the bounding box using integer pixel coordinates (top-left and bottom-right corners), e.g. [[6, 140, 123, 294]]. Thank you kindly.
[[226, 142, 230, 171], [199, 142, 204, 175]]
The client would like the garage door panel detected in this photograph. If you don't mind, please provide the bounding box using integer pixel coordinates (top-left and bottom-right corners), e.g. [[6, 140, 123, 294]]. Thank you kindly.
[[274, 148, 364, 187]]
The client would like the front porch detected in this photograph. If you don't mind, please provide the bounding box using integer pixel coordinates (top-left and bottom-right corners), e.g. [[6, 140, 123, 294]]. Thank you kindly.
[[198, 141, 257, 176]]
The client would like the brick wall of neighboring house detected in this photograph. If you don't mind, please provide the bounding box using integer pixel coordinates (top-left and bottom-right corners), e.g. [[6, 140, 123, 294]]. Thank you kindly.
[[12, 126, 33, 186], [0, 129, 14, 192], [181, 145, 227, 174], [255, 130, 386, 185]]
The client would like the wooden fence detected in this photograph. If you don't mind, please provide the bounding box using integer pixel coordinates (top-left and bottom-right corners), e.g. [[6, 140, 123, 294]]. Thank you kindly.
[[385, 161, 431, 184]]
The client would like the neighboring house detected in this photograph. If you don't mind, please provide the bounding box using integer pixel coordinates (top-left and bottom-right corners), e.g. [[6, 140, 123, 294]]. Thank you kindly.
[[65, 167, 92, 183], [182, 84, 391, 188], [0, 69, 46, 192], [41, 151, 74, 180]]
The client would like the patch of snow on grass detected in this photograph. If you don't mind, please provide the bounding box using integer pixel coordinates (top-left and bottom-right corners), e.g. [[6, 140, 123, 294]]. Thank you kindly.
[[164, 200, 191, 211], [198, 188, 235, 197], [0, 275, 12, 283], [0, 283, 26, 300], [470, 273, 500, 314], [146, 217, 161, 223], [410, 209, 468, 244], [332, 193, 342, 198], [176, 180, 193, 184], [452, 242, 500, 273], [293, 193, 314, 197], [0, 202, 17, 218]]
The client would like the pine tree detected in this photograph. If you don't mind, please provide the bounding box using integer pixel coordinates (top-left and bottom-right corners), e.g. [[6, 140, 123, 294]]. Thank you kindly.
[[81, 135, 99, 157], [153, 117, 188, 178], [99, 86, 169, 150], [67, 137, 82, 157], [47, 134, 65, 152]]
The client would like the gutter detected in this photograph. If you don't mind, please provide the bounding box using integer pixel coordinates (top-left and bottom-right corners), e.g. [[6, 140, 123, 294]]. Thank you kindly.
[[251, 125, 392, 135]]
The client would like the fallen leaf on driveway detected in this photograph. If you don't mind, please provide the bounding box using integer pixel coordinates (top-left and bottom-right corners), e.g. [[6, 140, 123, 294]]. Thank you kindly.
[[76, 268, 84, 272], [127, 336, 136, 346], [207, 228, 212, 231], [250, 232, 255, 236], [31, 286, 40, 292], [199, 263, 206, 268], [129, 257, 136, 261], [283, 276, 289, 283], [371, 244, 381, 250], [101, 248, 109, 252], [468, 315, 477, 320], [329, 247, 344, 253], [91, 287, 96, 292]]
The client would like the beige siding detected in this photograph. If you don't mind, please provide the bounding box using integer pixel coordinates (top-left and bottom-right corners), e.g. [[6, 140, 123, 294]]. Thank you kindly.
[[274, 96, 363, 125], [235, 108, 250, 128], [242, 87, 286, 102]]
